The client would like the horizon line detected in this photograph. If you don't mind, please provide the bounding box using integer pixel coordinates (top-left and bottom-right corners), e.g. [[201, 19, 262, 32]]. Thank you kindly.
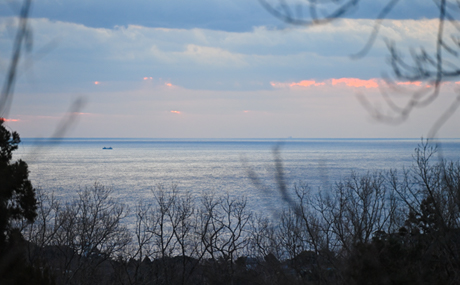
[[20, 137, 460, 140]]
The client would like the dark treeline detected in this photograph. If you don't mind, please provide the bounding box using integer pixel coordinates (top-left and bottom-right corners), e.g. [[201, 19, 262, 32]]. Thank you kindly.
[[2, 130, 460, 284]]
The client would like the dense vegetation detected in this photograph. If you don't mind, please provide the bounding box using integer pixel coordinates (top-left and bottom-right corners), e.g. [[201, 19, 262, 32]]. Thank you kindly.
[[0, 119, 459, 284], [0, 118, 53, 284]]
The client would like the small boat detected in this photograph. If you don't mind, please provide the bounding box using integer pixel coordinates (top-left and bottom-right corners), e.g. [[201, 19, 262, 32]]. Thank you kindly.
[[102, 147, 113, 150]]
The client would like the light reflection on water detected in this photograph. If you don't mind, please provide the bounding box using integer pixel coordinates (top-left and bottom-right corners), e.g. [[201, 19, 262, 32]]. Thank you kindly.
[[14, 138, 460, 215]]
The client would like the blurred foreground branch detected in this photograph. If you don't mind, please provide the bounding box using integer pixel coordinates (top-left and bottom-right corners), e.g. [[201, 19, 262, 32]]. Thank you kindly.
[[261, 0, 460, 138]]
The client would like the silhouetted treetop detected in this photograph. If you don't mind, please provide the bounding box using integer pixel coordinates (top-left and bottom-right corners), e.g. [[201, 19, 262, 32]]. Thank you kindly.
[[0, 118, 36, 249]]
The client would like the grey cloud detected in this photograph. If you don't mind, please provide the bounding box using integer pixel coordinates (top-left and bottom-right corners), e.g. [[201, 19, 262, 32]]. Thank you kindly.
[[0, 17, 443, 95], [0, 0, 443, 33]]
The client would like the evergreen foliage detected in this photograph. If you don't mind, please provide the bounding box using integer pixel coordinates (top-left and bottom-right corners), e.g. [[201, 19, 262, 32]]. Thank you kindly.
[[0, 118, 49, 284], [0, 118, 36, 248]]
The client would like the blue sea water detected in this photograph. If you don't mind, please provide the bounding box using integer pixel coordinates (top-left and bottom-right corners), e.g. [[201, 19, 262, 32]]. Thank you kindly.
[[14, 138, 460, 214]]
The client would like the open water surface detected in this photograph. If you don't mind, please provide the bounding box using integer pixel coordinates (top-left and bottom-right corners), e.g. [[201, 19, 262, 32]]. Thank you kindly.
[[14, 138, 460, 214]]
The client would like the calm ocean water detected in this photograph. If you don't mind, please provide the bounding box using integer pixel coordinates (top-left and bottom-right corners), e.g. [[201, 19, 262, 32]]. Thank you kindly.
[[14, 138, 460, 214]]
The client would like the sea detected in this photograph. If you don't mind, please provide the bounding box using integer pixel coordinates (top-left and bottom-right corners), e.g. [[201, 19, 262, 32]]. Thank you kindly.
[[14, 138, 460, 215]]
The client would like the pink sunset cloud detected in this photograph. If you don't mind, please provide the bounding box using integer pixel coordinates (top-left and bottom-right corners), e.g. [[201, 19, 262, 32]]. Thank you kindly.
[[270, 80, 325, 88], [271, 78, 381, 89], [290, 80, 325, 87], [270, 78, 436, 90], [331, 78, 379, 88], [397, 81, 422, 86]]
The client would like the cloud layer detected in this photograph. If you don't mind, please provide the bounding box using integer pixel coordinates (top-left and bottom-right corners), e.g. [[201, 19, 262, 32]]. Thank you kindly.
[[0, 17, 444, 92], [0, 0, 442, 32], [0, 12, 458, 138]]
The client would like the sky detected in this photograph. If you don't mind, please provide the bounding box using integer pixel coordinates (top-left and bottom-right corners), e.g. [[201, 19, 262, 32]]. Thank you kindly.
[[0, 0, 459, 138]]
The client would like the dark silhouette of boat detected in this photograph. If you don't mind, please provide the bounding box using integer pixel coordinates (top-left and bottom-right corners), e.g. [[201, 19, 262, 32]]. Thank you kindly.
[[102, 147, 113, 150]]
